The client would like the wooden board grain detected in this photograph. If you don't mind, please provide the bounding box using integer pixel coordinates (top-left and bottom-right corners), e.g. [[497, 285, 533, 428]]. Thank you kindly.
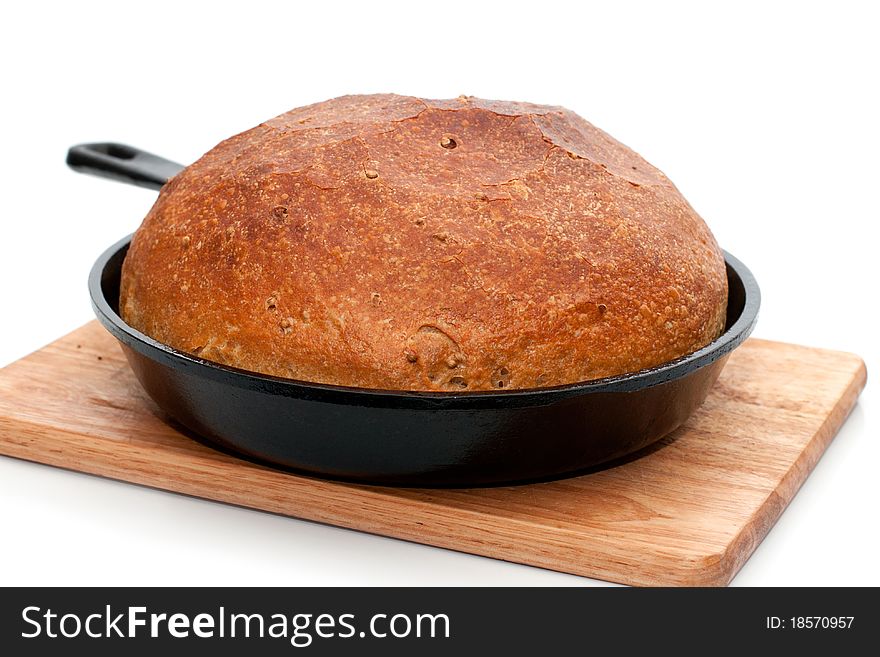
[[0, 322, 866, 586]]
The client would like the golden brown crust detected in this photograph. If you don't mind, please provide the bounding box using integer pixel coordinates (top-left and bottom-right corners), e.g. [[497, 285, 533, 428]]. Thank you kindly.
[[120, 94, 728, 391]]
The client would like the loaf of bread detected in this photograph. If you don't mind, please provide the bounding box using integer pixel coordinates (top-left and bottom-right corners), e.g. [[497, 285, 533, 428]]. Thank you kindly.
[[120, 94, 728, 391]]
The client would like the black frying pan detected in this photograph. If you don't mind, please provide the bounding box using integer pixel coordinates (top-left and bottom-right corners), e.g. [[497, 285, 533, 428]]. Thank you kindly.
[[69, 142, 760, 487]]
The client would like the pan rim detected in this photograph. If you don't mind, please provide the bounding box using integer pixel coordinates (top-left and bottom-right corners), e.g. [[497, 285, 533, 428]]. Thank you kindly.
[[89, 234, 760, 408]]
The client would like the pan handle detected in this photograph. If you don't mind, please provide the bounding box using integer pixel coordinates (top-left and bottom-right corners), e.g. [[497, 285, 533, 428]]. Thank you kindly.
[[66, 143, 185, 190]]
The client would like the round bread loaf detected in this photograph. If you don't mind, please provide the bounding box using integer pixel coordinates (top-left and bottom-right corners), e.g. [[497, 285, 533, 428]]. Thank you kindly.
[[120, 94, 728, 391]]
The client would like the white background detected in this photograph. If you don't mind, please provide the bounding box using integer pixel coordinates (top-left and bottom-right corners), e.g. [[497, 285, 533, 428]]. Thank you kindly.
[[0, 1, 877, 586]]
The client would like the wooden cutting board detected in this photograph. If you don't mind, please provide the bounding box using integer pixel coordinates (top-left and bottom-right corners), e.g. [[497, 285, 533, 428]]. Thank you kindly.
[[0, 322, 866, 586]]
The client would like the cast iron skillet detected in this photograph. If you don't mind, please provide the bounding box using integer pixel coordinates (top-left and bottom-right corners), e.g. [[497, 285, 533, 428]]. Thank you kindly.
[[69, 142, 761, 487]]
